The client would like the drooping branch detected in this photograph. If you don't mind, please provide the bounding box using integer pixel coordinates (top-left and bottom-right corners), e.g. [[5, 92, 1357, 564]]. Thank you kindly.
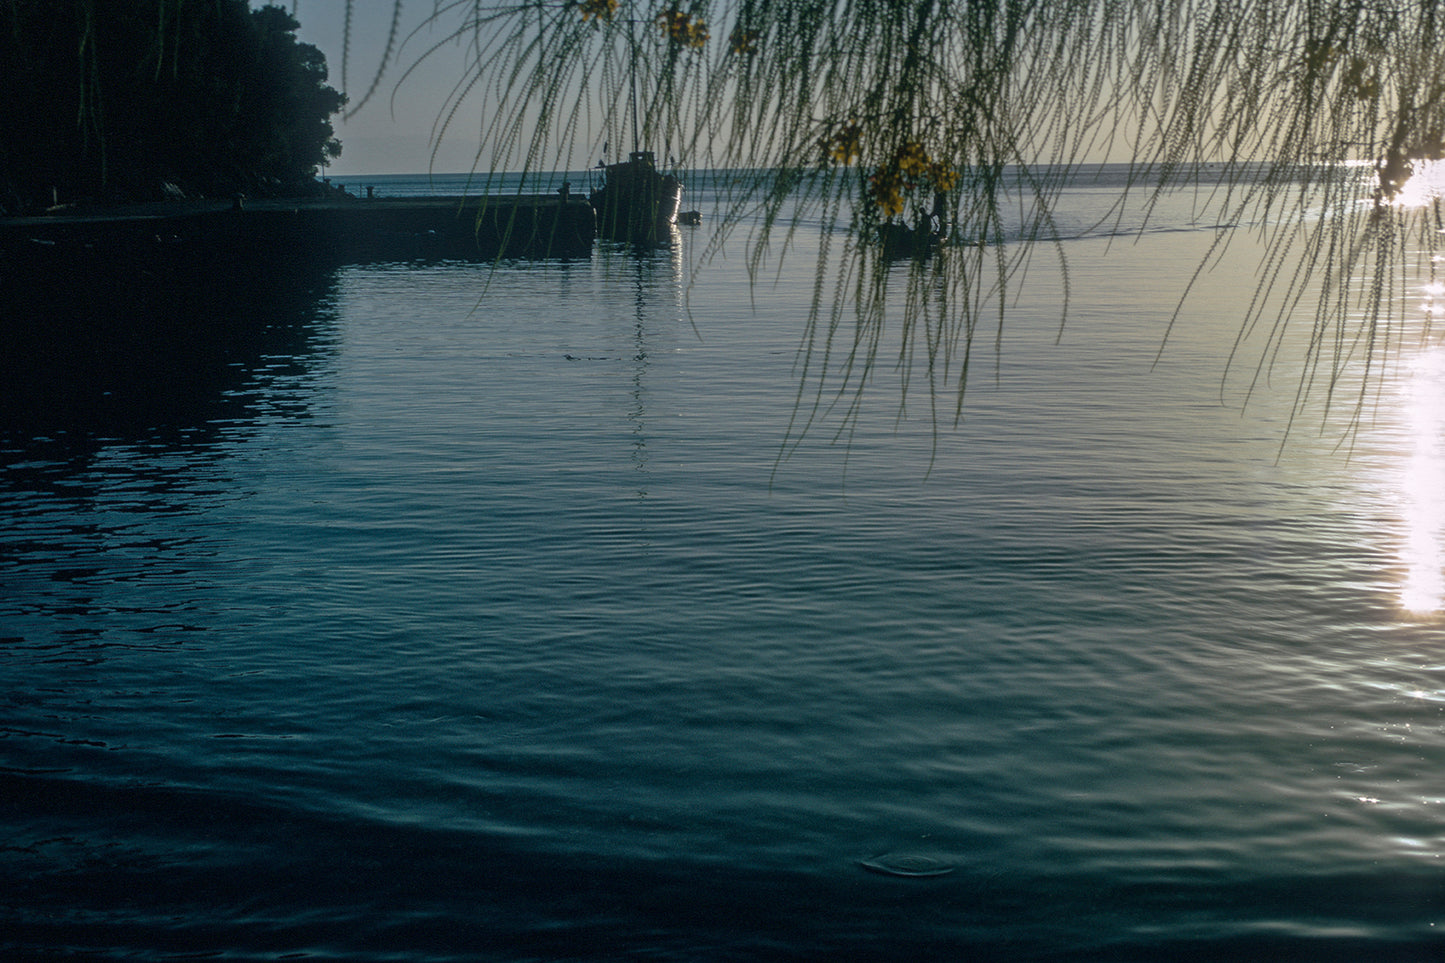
[[329, 2, 1445, 448]]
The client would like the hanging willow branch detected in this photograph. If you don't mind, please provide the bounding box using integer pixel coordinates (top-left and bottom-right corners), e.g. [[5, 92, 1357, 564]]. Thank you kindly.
[[365, 1, 1445, 448]]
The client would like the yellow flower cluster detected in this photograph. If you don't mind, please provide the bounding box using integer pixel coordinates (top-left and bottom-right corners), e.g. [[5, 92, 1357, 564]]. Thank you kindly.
[[893, 140, 930, 179], [822, 122, 862, 165], [658, 9, 709, 48], [728, 27, 760, 55], [572, 0, 618, 22], [867, 141, 957, 218], [929, 161, 958, 192], [868, 167, 908, 217]]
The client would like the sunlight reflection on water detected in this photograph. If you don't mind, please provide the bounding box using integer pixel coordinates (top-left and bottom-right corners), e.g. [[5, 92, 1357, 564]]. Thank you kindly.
[[1393, 157, 1445, 208], [1398, 345, 1445, 613]]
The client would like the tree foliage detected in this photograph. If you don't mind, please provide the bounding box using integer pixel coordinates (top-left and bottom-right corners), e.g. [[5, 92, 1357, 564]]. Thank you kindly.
[[0, 1, 345, 208]]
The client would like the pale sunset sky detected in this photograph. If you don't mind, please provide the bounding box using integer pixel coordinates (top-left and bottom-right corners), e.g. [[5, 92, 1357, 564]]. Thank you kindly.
[[290, 1, 492, 174]]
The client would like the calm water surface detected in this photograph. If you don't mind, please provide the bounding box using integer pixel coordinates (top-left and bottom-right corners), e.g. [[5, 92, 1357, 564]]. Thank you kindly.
[[3, 171, 1445, 961]]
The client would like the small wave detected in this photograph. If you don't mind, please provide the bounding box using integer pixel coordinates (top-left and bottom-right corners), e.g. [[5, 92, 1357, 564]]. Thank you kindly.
[[858, 853, 956, 878]]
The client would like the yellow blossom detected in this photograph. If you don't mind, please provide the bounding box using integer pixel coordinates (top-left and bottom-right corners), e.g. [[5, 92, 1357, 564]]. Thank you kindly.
[[823, 122, 862, 165], [894, 141, 930, 179], [728, 27, 760, 55], [868, 168, 906, 218], [659, 9, 709, 49], [864, 143, 957, 217], [572, 0, 618, 22], [928, 161, 958, 192]]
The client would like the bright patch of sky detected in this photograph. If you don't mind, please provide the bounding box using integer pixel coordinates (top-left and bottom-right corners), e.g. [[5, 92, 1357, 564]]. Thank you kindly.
[[288, 1, 489, 175]]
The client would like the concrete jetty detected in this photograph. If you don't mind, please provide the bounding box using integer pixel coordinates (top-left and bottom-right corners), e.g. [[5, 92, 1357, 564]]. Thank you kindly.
[[0, 193, 597, 275]]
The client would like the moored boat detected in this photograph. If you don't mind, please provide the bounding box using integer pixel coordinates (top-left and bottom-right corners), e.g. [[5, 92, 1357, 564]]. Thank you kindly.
[[878, 191, 951, 259], [878, 219, 946, 259], [589, 150, 683, 245]]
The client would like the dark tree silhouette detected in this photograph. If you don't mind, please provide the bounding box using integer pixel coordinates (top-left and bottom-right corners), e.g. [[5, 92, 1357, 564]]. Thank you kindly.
[[0, 1, 345, 211]]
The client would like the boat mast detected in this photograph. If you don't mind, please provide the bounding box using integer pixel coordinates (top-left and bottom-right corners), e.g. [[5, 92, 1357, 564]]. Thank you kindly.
[[628, 15, 639, 154]]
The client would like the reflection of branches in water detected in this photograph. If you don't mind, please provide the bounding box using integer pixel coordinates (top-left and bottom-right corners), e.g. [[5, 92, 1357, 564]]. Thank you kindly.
[[347, 0, 1445, 448]]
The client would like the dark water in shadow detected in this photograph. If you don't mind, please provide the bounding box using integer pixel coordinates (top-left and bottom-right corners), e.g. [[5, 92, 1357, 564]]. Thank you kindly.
[[1, 255, 340, 440]]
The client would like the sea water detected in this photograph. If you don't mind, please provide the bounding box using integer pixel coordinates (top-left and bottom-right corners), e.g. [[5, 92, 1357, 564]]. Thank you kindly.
[[3, 168, 1445, 961]]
